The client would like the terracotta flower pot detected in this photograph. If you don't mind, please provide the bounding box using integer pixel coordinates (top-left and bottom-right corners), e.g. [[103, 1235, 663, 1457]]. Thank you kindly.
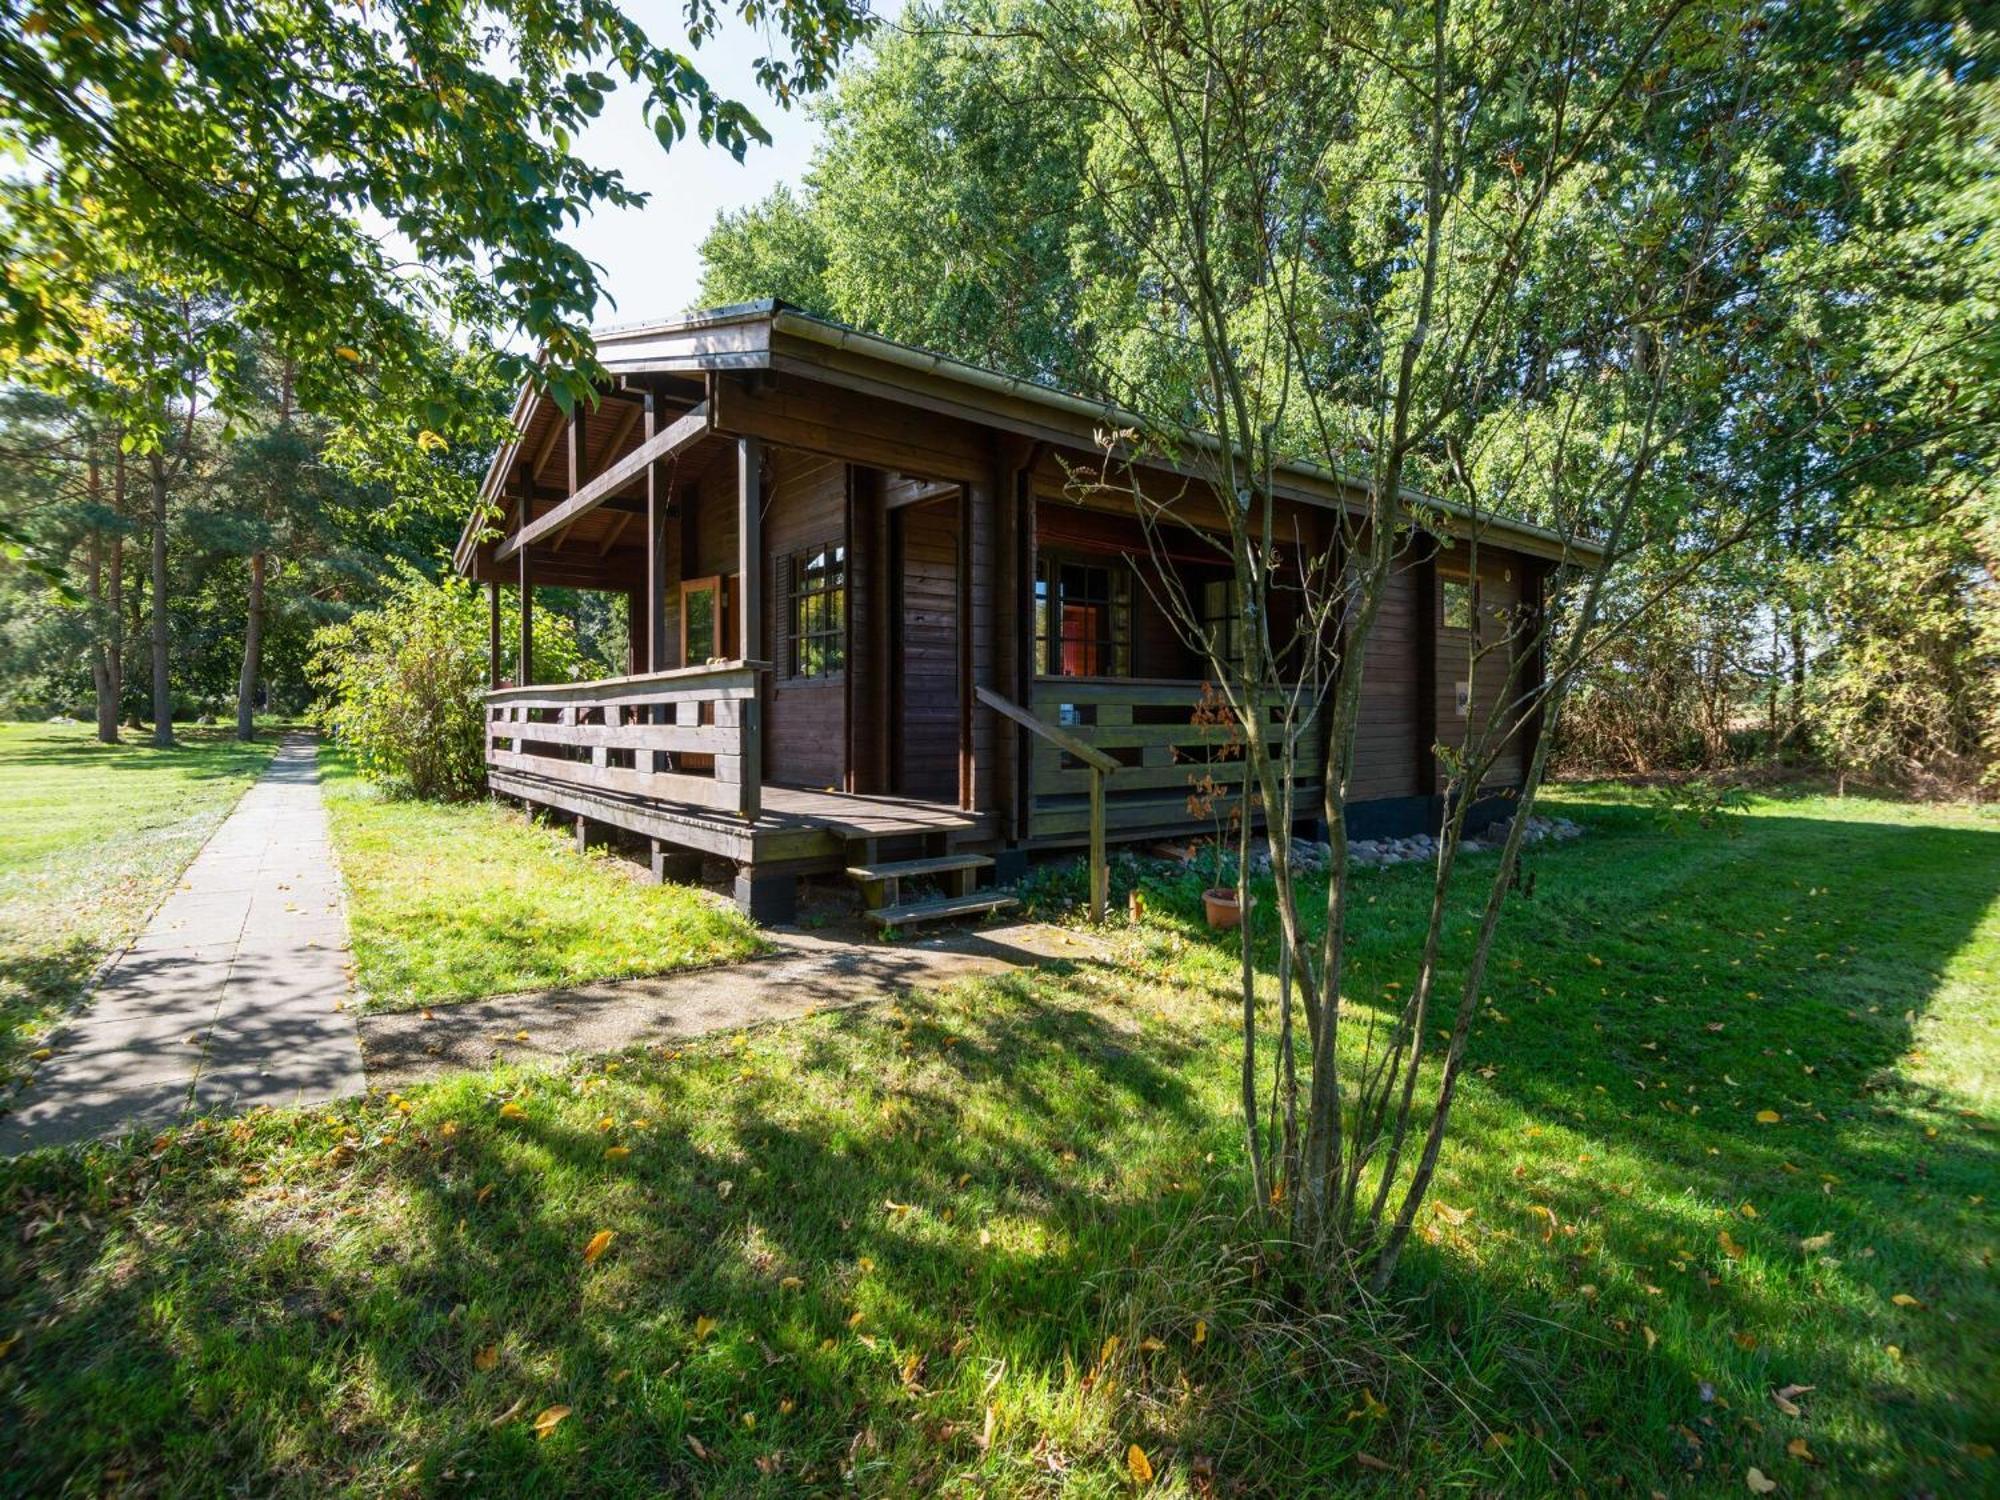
[[1203, 887, 1244, 929]]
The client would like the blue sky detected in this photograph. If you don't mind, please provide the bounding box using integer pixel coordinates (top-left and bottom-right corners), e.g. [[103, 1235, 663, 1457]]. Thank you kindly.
[[569, 5, 900, 329]]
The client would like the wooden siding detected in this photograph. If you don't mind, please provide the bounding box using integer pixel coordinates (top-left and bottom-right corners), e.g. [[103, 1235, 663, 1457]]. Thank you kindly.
[[1435, 547, 1528, 789], [1350, 556, 1425, 801], [762, 449, 847, 788], [896, 494, 961, 802]]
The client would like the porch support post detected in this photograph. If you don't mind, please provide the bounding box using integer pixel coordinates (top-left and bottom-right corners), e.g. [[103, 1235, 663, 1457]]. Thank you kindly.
[[645, 391, 670, 672], [487, 579, 500, 689], [736, 436, 762, 822], [957, 483, 974, 809], [567, 400, 587, 500], [517, 495, 534, 686]]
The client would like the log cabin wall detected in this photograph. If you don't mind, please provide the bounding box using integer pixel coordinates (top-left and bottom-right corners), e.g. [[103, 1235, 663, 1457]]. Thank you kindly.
[[1350, 556, 1427, 805], [893, 494, 962, 803], [762, 449, 849, 789], [1434, 546, 1529, 791]]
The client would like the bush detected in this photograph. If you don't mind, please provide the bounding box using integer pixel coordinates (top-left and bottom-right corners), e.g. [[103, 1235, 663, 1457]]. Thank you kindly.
[[310, 569, 583, 801]]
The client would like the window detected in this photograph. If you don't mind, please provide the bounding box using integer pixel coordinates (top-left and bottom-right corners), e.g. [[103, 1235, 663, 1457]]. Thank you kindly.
[[787, 544, 846, 679], [1201, 576, 1241, 670], [1441, 578, 1476, 633], [1035, 557, 1130, 676]]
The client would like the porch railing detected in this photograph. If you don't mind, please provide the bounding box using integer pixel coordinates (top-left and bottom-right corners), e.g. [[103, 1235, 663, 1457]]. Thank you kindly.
[[486, 660, 768, 821], [1024, 676, 1323, 843]]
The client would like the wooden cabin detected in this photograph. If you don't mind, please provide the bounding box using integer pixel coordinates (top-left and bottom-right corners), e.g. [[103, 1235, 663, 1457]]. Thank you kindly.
[[453, 301, 1601, 924]]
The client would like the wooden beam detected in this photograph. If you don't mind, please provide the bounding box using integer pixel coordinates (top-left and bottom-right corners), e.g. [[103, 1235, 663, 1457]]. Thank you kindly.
[[957, 484, 974, 809], [645, 392, 670, 674], [487, 579, 500, 689], [518, 495, 534, 686], [496, 402, 709, 562], [737, 436, 763, 822]]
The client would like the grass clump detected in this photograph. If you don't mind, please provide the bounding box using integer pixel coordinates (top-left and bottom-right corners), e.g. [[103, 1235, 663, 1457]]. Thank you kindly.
[[322, 750, 766, 1009]]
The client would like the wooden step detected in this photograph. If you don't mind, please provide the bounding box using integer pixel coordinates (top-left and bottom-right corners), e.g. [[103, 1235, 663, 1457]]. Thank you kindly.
[[865, 891, 1019, 930], [845, 853, 992, 883], [846, 852, 993, 909]]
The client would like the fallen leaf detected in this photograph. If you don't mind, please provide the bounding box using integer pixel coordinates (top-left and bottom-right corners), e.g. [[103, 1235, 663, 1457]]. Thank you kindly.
[[499, 1101, 526, 1119], [694, 1315, 719, 1341], [779, 1275, 804, 1291], [1746, 1467, 1777, 1494], [1644, 1326, 1658, 1350], [533, 1404, 571, 1440], [1355, 1452, 1394, 1473], [1890, 1292, 1924, 1309], [1799, 1232, 1834, 1253], [1126, 1443, 1155, 1485], [1719, 1228, 1746, 1260], [582, 1229, 615, 1264], [603, 1146, 631, 1161], [1787, 1437, 1814, 1461], [1484, 1430, 1514, 1452], [473, 1344, 499, 1371], [686, 1432, 709, 1459], [1192, 1320, 1207, 1347], [1756, 1110, 1781, 1124], [1770, 1384, 1815, 1418]]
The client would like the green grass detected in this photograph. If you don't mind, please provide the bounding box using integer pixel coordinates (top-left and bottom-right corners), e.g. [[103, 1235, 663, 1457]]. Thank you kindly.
[[0, 720, 275, 1084], [1, 787, 1994, 1495], [321, 752, 767, 1010]]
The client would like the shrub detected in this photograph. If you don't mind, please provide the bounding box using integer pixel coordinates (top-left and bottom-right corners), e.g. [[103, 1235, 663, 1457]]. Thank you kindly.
[[310, 569, 583, 800]]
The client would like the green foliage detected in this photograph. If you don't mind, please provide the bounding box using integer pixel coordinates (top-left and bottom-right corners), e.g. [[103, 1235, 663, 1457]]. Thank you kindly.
[[698, 0, 1102, 388], [309, 569, 583, 801], [0, 0, 874, 438]]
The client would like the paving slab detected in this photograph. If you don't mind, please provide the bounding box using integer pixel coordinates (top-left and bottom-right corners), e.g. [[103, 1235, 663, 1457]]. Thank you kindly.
[[3, 735, 364, 1154]]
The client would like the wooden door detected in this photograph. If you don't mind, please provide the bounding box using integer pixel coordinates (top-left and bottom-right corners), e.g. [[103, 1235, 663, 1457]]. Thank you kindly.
[[892, 495, 960, 801]]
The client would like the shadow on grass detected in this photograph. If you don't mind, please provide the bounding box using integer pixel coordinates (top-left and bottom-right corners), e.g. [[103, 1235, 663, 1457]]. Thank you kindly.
[[1, 798, 1995, 1495]]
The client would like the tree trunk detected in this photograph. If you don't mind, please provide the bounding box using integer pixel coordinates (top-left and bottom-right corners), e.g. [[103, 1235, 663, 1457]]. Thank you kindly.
[[236, 550, 265, 740], [148, 449, 174, 748], [109, 446, 125, 724]]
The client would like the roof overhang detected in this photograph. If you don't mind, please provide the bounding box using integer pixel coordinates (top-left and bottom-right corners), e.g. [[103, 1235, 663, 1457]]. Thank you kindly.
[[460, 300, 1608, 573]]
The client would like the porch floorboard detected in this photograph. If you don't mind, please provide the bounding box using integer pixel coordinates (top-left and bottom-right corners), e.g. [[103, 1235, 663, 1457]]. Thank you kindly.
[[490, 766, 987, 868]]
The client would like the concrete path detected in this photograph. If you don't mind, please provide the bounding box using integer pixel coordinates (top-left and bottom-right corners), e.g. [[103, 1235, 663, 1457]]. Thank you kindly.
[[4, 736, 364, 1153], [360, 922, 1111, 1089]]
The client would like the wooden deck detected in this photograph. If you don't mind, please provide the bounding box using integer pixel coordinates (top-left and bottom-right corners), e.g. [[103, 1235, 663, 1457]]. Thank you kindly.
[[489, 764, 989, 867]]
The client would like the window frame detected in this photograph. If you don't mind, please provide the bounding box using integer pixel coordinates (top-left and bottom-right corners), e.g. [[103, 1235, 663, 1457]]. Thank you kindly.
[[1034, 553, 1132, 678], [786, 542, 847, 681], [680, 575, 726, 666]]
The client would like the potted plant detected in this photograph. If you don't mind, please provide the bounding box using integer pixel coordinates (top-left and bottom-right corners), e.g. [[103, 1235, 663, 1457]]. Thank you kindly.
[[1186, 682, 1247, 928]]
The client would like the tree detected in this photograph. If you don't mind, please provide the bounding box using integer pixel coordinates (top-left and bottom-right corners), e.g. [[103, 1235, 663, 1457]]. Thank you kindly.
[[984, 0, 1997, 1290], [0, 0, 875, 428], [699, 0, 1103, 388]]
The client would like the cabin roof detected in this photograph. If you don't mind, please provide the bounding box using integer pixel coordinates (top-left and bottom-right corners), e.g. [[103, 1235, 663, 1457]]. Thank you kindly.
[[461, 300, 1607, 571]]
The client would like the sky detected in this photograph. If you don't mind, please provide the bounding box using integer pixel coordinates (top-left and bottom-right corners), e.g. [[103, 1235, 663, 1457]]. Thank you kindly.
[[567, 4, 899, 330]]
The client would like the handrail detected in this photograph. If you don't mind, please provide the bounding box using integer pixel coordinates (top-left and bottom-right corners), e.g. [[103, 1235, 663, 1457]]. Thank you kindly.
[[487, 659, 770, 705], [975, 685, 1119, 774], [977, 684, 1113, 921]]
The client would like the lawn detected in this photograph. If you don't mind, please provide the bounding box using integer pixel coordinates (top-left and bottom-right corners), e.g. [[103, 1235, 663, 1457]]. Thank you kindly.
[[0, 787, 1994, 1495], [0, 720, 276, 1086], [321, 752, 766, 1010]]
